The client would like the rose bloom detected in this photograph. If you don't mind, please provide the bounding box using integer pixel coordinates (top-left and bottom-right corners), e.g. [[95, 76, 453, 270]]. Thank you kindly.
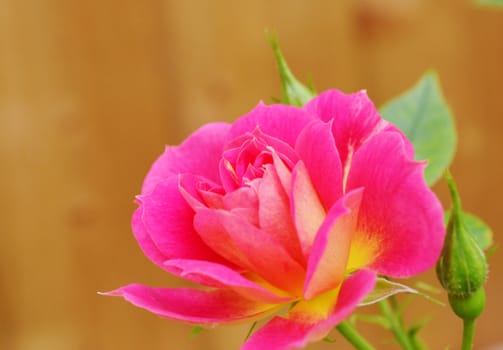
[[105, 90, 445, 349]]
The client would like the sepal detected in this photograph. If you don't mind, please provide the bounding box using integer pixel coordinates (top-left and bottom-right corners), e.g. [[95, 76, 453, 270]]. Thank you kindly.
[[267, 32, 316, 106]]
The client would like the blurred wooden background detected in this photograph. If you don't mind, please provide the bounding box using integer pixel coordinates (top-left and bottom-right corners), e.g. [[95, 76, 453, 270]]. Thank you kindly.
[[1, 1, 502, 349]]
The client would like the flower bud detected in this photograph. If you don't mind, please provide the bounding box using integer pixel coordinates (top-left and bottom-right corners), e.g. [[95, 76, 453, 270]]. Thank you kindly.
[[448, 287, 486, 320], [436, 173, 488, 298]]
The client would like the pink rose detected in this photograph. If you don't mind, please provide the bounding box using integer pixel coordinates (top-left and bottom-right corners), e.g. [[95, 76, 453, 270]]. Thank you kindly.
[[105, 90, 445, 349]]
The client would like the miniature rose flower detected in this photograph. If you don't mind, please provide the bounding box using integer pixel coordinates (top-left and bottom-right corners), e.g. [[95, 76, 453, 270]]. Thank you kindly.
[[105, 89, 445, 349]]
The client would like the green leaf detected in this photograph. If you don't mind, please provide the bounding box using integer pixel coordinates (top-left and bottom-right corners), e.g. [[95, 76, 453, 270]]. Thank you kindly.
[[414, 281, 441, 294], [191, 326, 204, 336], [444, 210, 494, 251], [477, 0, 503, 7], [350, 314, 391, 329], [267, 32, 316, 106], [360, 278, 444, 306], [408, 317, 431, 336], [408, 317, 431, 350], [486, 243, 499, 259], [380, 72, 456, 186], [244, 321, 258, 341], [359, 278, 419, 306], [396, 294, 415, 315], [322, 336, 337, 343]]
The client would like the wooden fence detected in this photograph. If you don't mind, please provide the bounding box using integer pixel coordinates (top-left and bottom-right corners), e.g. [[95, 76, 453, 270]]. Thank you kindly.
[[1, 1, 502, 349]]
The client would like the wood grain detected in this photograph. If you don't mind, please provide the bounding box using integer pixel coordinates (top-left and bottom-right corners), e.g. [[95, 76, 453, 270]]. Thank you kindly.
[[1, 1, 502, 349]]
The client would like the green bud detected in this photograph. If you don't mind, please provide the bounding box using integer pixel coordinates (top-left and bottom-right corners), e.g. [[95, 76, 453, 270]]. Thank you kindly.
[[436, 172, 488, 297], [448, 287, 486, 320]]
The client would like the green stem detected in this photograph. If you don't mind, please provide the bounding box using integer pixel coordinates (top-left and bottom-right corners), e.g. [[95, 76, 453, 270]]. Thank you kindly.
[[461, 319, 476, 350], [389, 296, 405, 328], [389, 297, 427, 350], [410, 336, 428, 350], [378, 299, 415, 350], [336, 321, 376, 350]]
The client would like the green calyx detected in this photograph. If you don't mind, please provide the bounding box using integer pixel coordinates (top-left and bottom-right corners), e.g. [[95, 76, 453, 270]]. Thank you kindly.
[[436, 172, 488, 298], [448, 287, 486, 320]]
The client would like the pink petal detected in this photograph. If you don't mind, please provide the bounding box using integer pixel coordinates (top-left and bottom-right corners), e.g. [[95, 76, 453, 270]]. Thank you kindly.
[[291, 161, 326, 258], [228, 102, 313, 148], [233, 137, 267, 180], [194, 208, 306, 295], [193, 207, 252, 269], [103, 284, 278, 325], [304, 90, 385, 167], [242, 270, 377, 350], [225, 128, 298, 182], [163, 259, 291, 303], [178, 174, 225, 210], [271, 150, 292, 195], [222, 186, 259, 211], [295, 119, 343, 209], [138, 176, 229, 264], [222, 180, 260, 226], [225, 127, 299, 166], [346, 132, 445, 277], [177, 174, 209, 210], [257, 165, 304, 265], [199, 189, 226, 209], [219, 157, 240, 192], [131, 205, 168, 269], [382, 124, 415, 157], [304, 188, 363, 300], [141, 122, 231, 194]]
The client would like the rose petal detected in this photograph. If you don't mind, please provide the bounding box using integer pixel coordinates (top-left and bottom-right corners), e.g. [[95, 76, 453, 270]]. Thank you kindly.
[[225, 127, 299, 166], [304, 188, 363, 300], [194, 208, 306, 295], [291, 161, 326, 258], [304, 90, 386, 167], [131, 205, 168, 269], [271, 150, 292, 196], [219, 157, 240, 192], [242, 270, 377, 350], [382, 124, 415, 157], [103, 284, 278, 325], [142, 122, 231, 194], [257, 165, 304, 265], [224, 128, 298, 185], [346, 132, 445, 276], [222, 186, 259, 211], [178, 174, 210, 210], [163, 259, 291, 303], [228, 102, 313, 148], [178, 174, 225, 211], [295, 119, 343, 209], [193, 208, 252, 269], [138, 176, 229, 264]]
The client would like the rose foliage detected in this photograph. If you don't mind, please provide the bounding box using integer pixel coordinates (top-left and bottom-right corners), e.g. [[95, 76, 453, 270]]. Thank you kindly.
[[105, 90, 445, 349]]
